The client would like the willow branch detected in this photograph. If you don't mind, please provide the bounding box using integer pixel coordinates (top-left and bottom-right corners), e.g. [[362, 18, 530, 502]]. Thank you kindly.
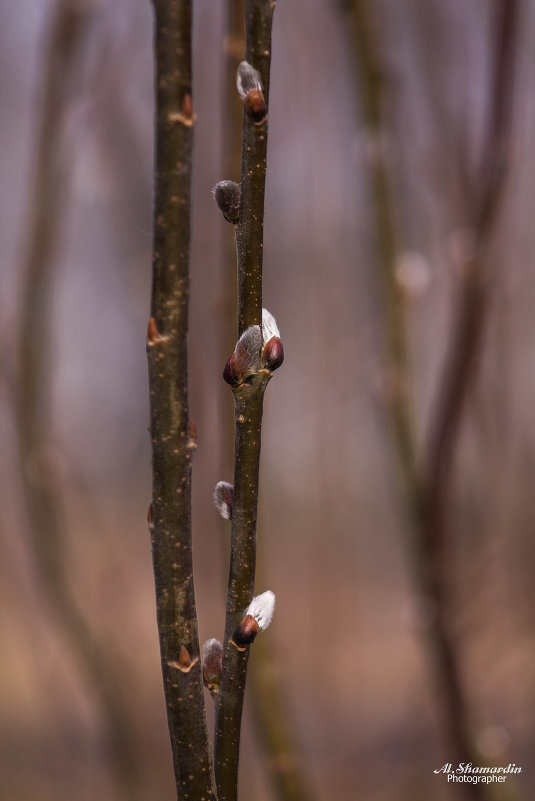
[[235, 1, 274, 335], [15, 4, 144, 799], [425, 0, 518, 496], [214, 3, 276, 800], [148, 2, 216, 799], [218, 5, 314, 801]]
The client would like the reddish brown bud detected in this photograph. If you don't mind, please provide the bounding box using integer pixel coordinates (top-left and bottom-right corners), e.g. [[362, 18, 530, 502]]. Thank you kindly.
[[179, 645, 192, 669], [167, 645, 199, 673], [182, 92, 193, 119], [223, 353, 241, 386], [232, 615, 260, 650], [187, 419, 198, 451], [245, 88, 267, 123], [147, 502, 153, 524], [263, 336, 284, 372], [147, 317, 159, 343]]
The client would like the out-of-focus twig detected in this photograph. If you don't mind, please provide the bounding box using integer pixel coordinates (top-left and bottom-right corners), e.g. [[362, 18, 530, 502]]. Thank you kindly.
[[248, 631, 315, 801], [15, 2, 145, 799], [345, 1, 518, 796], [420, 3, 518, 780]]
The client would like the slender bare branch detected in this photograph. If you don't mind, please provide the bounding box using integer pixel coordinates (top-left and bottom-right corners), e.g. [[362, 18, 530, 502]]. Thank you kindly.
[[214, 3, 276, 800], [235, 2, 275, 335], [425, 0, 519, 491], [148, 2, 216, 798]]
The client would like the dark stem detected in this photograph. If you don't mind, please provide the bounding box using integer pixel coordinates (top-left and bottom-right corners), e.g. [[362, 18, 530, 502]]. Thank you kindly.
[[215, 373, 270, 801], [15, 4, 144, 799], [235, 0, 275, 335], [148, 2, 216, 798], [215, 3, 276, 800]]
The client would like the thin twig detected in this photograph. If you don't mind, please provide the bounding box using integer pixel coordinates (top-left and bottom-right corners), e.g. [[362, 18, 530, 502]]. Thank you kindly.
[[248, 632, 315, 801], [218, 4, 315, 800], [235, 1, 275, 336], [15, 4, 144, 799], [148, 2, 216, 798], [214, 3, 276, 800], [420, 2, 518, 773]]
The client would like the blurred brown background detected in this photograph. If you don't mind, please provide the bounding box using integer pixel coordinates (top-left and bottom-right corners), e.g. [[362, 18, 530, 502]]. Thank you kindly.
[[1, 1, 534, 800]]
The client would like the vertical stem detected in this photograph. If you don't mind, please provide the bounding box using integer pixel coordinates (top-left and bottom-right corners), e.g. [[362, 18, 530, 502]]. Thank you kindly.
[[215, 3, 276, 800], [235, 0, 275, 335], [215, 374, 270, 801], [16, 4, 144, 799], [148, 2, 216, 798]]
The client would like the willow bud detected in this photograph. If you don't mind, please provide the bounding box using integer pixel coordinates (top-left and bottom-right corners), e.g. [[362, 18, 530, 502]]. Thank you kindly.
[[237, 61, 267, 123], [261, 309, 284, 371], [214, 481, 233, 520], [232, 615, 259, 650], [203, 638, 223, 693], [223, 325, 262, 386], [213, 180, 240, 224], [167, 645, 199, 673], [263, 336, 284, 372], [232, 590, 275, 650]]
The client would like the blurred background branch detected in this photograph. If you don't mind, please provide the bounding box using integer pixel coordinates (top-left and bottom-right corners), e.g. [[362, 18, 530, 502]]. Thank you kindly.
[[345, 2, 519, 799], [14, 2, 145, 799]]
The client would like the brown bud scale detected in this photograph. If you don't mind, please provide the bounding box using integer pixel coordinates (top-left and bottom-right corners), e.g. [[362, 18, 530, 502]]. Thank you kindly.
[[167, 645, 199, 673], [263, 336, 284, 372], [232, 615, 260, 649], [223, 353, 241, 386], [245, 88, 267, 123]]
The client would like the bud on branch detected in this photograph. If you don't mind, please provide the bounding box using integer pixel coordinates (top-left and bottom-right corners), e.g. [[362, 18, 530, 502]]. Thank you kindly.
[[262, 308, 284, 372], [237, 60, 267, 123], [213, 180, 241, 224], [203, 638, 223, 694], [214, 481, 234, 520], [223, 325, 262, 386], [232, 590, 275, 650], [223, 309, 283, 387]]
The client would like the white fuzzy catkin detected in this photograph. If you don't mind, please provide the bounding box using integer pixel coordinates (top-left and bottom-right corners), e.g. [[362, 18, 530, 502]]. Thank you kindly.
[[203, 638, 223, 660], [235, 325, 263, 373], [236, 60, 262, 100], [214, 481, 233, 520], [246, 590, 275, 631], [261, 308, 280, 344]]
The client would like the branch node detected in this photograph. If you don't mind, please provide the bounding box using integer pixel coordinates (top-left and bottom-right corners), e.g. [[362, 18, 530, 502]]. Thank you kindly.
[[187, 419, 197, 450], [168, 645, 199, 673], [147, 316, 169, 346]]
